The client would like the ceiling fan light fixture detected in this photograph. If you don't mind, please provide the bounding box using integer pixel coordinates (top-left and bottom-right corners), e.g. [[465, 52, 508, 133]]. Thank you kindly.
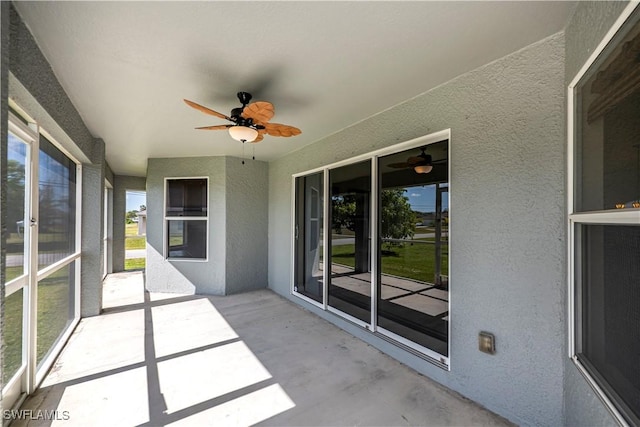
[[414, 164, 433, 174], [228, 125, 258, 142]]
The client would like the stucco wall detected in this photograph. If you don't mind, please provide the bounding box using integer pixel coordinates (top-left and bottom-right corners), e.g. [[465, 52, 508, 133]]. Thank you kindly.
[[269, 32, 566, 425], [563, 1, 631, 426], [225, 157, 269, 294], [146, 157, 227, 295]]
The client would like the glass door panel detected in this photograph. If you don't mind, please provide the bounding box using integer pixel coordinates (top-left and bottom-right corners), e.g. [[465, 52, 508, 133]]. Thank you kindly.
[[2, 127, 32, 409], [329, 160, 372, 323], [37, 136, 76, 270], [294, 172, 324, 303], [377, 142, 449, 357]]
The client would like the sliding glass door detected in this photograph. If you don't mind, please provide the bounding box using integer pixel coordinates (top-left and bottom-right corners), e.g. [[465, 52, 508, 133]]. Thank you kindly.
[[2, 113, 81, 410], [2, 123, 34, 408], [328, 160, 372, 324], [293, 134, 450, 364], [377, 142, 449, 358]]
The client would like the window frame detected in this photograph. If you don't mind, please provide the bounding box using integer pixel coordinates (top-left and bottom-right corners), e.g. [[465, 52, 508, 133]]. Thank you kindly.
[[163, 177, 209, 262], [567, 3, 640, 425], [291, 128, 451, 368]]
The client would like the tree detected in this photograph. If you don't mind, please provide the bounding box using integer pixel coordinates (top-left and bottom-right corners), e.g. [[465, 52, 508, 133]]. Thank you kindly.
[[139, 205, 146, 211], [331, 189, 415, 241], [7, 160, 25, 230], [126, 210, 138, 224], [380, 189, 415, 241]]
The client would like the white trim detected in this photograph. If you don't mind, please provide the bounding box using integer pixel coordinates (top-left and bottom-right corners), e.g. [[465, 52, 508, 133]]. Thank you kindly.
[[377, 327, 450, 369], [567, 3, 640, 425], [291, 290, 324, 310], [572, 357, 630, 427], [327, 305, 370, 330], [291, 129, 451, 367], [567, 2, 640, 91], [163, 177, 209, 262], [35, 252, 81, 282], [322, 170, 330, 310], [35, 317, 80, 388], [370, 156, 379, 331], [292, 129, 450, 179]]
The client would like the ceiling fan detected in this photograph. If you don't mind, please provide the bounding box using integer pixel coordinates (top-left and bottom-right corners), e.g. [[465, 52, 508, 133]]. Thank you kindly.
[[184, 92, 301, 143], [388, 147, 446, 174]]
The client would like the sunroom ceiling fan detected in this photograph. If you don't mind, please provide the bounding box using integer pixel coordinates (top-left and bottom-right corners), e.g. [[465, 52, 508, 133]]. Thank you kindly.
[[184, 92, 301, 143], [388, 147, 446, 174]]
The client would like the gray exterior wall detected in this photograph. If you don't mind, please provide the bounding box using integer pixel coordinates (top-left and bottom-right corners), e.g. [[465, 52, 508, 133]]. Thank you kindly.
[[146, 157, 226, 294], [225, 157, 269, 294], [563, 1, 630, 426], [146, 156, 268, 295], [112, 175, 146, 273], [268, 33, 566, 425]]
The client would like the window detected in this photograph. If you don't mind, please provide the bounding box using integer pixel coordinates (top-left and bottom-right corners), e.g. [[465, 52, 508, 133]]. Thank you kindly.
[[293, 131, 450, 366], [165, 178, 208, 260], [569, 5, 640, 425]]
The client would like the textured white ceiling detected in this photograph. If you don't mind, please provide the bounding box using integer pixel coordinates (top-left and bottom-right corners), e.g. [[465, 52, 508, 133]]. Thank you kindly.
[[14, 1, 576, 176]]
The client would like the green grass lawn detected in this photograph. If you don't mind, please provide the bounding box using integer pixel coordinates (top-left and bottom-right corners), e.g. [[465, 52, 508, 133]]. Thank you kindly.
[[125, 223, 146, 250], [2, 268, 73, 384], [125, 258, 146, 270], [331, 242, 448, 283]]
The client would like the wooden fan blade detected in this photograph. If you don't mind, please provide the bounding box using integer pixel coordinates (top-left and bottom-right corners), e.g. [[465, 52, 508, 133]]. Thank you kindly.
[[264, 122, 302, 137], [184, 99, 232, 121], [242, 101, 275, 124], [406, 156, 424, 165], [388, 162, 412, 168], [195, 124, 232, 130]]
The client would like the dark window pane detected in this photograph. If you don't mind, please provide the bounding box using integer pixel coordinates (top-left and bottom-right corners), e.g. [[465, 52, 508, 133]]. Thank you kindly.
[[377, 141, 449, 357], [576, 20, 640, 212], [5, 134, 28, 281], [38, 136, 76, 269], [294, 173, 324, 303], [168, 220, 207, 259], [329, 160, 371, 323], [166, 179, 207, 217], [579, 225, 640, 424]]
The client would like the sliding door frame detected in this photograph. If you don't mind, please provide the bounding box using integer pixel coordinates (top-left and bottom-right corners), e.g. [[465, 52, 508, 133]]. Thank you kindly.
[[291, 129, 451, 367]]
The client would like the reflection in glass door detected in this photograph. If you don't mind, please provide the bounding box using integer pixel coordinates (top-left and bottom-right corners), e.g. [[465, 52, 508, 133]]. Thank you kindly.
[[2, 122, 34, 409], [328, 160, 372, 323], [294, 172, 324, 303], [377, 141, 449, 358]]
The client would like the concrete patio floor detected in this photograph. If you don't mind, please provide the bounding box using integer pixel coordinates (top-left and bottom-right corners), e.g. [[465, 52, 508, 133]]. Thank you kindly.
[[12, 271, 512, 426]]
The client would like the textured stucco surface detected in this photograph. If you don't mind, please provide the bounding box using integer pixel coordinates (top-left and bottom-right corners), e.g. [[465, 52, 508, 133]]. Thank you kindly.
[[8, 6, 93, 163], [225, 157, 269, 294], [563, 2, 631, 426], [146, 157, 226, 295], [269, 33, 566, 425], [113, 175, 146, 273], [81, 161, 105, 317], [146, 156, 269, 296]]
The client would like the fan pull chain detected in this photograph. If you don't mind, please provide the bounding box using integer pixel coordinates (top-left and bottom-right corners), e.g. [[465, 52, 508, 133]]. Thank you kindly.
[[242, 140, 245, 165], [252, 144, 255, 161]]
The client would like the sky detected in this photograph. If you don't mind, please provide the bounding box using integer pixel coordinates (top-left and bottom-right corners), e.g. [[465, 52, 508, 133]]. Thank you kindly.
[[126, 191, 147, 211], [404, 185, 449, 213]]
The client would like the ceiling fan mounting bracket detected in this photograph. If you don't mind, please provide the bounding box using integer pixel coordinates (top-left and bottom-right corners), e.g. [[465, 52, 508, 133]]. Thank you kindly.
[[237, 91, 252, 107]]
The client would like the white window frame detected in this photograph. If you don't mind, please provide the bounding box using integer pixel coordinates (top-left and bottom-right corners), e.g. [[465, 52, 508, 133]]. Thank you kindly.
[[567, 3, 640, 426], [163, 177, 209, 262], [291, 129, 451, 368]]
